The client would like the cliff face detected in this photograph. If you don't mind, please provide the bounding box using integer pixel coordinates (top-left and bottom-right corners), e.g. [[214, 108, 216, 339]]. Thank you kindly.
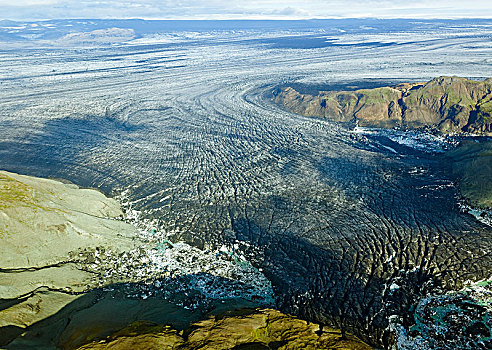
[[76, 308, 373, 350], [0, 170, 138, 344], [274, 76, 492, 134]]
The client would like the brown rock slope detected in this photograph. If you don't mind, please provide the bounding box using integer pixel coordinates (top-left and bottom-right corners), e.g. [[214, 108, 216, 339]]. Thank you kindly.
[[274, 76, 492, 134], [76, 308, 373, 350]]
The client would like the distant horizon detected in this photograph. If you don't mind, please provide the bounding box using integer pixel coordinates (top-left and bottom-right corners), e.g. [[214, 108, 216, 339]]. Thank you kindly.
[[1, 0, 491, 22], [2, 17, 492, 23]]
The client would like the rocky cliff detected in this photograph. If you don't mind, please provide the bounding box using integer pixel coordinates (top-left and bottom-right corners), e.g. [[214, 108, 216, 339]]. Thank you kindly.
[[76, 308, 373, 350], [0, 170, 138, 346], [274, 76, 492, 134]]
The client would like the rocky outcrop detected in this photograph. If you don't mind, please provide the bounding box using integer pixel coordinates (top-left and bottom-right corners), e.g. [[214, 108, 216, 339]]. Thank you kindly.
[[76, 308, 373, 350], [0, 170, 138, 339], [274, 76, 492, 134]]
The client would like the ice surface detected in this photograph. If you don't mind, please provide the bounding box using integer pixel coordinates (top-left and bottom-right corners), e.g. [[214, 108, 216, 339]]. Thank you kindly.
[[0, 18, 491, 346]]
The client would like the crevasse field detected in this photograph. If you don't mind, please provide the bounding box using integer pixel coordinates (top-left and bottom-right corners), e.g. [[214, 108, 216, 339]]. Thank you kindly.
[[1, 19, 491, 348]]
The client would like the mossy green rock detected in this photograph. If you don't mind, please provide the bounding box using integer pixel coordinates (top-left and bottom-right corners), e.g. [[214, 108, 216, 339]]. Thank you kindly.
[[76, 309, 373, 350], [275, 76, 492, 134]]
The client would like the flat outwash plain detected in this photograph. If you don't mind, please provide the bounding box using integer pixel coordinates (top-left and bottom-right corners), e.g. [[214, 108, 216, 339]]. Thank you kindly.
[[0, 19, 491, 349]]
